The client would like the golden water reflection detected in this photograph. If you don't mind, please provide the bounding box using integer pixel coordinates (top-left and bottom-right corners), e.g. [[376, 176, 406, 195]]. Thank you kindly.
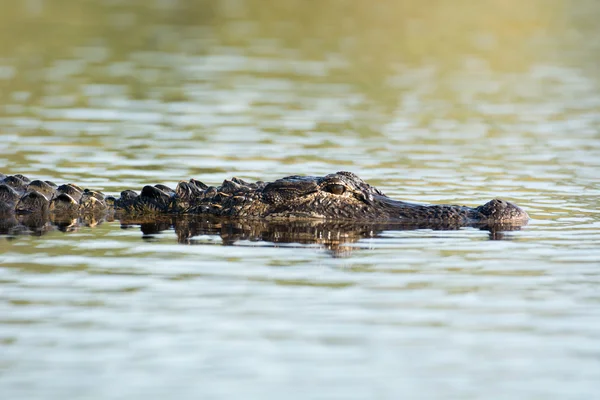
[[0, 0, 597, 112]]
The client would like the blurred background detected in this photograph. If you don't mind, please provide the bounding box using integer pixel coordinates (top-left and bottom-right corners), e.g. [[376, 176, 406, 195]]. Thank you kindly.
[[0, 0, 598, 192], [1, 1, 599, 399]]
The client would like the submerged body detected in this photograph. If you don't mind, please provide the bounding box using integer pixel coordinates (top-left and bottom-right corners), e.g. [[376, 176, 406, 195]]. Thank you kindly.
[[0, 171, 529, 225]]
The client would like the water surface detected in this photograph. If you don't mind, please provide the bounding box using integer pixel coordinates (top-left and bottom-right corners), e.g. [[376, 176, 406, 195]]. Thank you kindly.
[[0, 1, 599, 399]]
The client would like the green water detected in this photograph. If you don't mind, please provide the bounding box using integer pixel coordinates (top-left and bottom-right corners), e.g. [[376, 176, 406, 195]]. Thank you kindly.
[[1, 1, 599, 399]]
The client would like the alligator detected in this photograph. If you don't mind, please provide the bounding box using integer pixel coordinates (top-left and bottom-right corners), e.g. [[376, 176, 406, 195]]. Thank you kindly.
[[0, 171, 529, 226]]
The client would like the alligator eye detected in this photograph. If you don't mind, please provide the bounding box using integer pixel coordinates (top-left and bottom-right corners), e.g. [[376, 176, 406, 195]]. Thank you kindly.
[[324, 184, 346, 195]]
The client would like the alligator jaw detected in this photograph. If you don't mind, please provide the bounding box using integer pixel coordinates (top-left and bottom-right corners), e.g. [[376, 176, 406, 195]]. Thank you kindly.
[[368, 195, 472, 222], [368, 195, 529, 226]]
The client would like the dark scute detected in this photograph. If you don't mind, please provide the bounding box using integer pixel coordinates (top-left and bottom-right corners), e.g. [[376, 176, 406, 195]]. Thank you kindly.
[[12, 174, 31, 183], [45, 181, 58, 188], [67, 183, 84, 192], [190, 179, 208, 190], [140, 186, 172, 211], [28, 180, 56, 200], [115, 190, 138, 208], [80, 191, 107, 212], [4, 176, 28, 191], [120, 190, 138, 201], [54, 193, 77, 203], [0, 200, 14, 215], [0, 184, 20, 203], [176, 181, 204, 199], [220, 179, 241, 194], [50, 193, 79, 214], [141, 185, 170, 201], [155, 184, 175, 195], [203, 186, 218, 198], [16, 191, 49, 214], [83, 189, 105, 201], [232, 177, 251, 186], [57, 184, 83, 202]]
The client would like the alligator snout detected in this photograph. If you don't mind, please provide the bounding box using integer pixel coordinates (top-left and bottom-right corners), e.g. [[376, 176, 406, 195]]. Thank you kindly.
[[474, 199, 529, 222]]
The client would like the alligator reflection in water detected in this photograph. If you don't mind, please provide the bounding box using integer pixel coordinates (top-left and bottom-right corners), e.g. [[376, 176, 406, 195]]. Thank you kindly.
[[132, 216, 522, 246], [0, 213, 523, 254]]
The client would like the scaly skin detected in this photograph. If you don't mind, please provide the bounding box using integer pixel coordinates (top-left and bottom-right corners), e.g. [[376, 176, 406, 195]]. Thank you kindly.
[[0, 171, 529, 225]]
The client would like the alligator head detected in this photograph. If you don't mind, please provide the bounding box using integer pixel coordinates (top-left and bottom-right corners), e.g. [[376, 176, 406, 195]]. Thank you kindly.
[[240, 171, 529, 224]]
